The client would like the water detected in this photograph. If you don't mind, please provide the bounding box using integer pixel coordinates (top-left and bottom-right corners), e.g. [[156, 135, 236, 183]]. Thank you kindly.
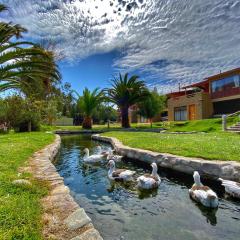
[[54, 135, 240, 240]]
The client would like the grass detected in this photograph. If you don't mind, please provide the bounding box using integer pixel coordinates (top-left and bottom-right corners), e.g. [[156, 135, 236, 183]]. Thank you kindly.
[[41, 123, 155, 132], [163, 116, 239, 133], [0, 132, 55, 240], [165, 118, 223, 132], [102, 131, 240, 161], [41, 116, 240, 133]]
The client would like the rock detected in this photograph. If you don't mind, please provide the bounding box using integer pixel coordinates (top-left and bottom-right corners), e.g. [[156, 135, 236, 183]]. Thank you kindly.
[[70, 228, 103, 240], [51, 185, 70, 195], [94, 135, 240, 181], [12, 179, 31, 186], [64, 208, 91, 230]]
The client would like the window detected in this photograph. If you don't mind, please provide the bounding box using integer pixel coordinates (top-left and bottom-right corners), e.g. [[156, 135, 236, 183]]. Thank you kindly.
[[174, 106, 187, 121], [234, 75, 240, 87], [211, 75, 240, 93]]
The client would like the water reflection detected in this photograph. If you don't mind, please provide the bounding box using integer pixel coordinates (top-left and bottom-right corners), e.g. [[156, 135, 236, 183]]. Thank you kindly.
[[54, 135, 240, 240], [193, 202, 218, 226], [137, 188, 159, 199]]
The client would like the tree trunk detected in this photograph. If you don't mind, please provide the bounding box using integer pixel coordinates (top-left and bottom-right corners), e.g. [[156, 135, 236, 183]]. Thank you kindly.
[[28, 121, 32, 132], [121, 106, 130, 128], [150, 118, 153, 128], [82, 116, 92, 129]]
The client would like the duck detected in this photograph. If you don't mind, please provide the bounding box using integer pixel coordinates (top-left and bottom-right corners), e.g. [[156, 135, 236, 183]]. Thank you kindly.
[[83, 148, 104, 163], [107, 149, 123, 162], [218, 178, 240, 199], [96, 146, 110, 157], [137, 162, 161, 190], [107, 160, 135, 182], [189, 171, 218, 208]]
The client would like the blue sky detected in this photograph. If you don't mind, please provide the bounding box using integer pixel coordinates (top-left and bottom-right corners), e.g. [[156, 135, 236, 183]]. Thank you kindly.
[[59, 51, 119, 93], [2, 0, 240, 93]]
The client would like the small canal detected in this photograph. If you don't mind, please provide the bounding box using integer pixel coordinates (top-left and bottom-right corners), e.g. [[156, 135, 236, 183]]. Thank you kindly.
[[54, 134, 240, 240]]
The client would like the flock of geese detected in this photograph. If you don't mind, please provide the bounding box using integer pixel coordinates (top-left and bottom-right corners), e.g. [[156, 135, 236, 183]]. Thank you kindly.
[[83, 146, 240, 208]]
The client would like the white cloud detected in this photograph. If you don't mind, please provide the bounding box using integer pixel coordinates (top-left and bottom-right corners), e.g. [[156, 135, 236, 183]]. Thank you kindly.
[[2, 0, 240, 92]]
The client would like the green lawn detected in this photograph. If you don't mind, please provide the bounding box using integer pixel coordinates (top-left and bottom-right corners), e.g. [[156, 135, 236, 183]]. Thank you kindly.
[[0, 132, 55, 239], [164, 116, 239, 133], [102, 131, 240, 161], [41, 115, 239, 133], [41, 123, 158, 132]]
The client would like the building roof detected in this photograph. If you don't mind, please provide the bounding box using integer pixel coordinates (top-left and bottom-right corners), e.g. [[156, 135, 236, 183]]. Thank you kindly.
[[181, 67, 240, 90], [204, 67, 240, 82], [167, 67, 240, 98], [182, 79, 209, 90]]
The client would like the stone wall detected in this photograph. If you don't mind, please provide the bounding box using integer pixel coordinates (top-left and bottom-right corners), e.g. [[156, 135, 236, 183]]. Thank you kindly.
[[92, 134, 240, 182], [30, 134, 103, 240]]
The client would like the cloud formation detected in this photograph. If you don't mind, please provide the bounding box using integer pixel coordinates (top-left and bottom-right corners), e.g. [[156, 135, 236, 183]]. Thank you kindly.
[[2, 0, 240, 92]]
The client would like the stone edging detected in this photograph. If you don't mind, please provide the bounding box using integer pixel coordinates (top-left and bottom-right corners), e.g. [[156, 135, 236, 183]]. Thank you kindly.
[[30, 134, 103, 240], [92, 134, 240, 182]]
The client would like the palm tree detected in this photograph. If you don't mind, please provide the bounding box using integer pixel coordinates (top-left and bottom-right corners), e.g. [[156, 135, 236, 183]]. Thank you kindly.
[[78, 88, 105, 129], [0, 4, 61, 94], [107, 73, 149, 128]]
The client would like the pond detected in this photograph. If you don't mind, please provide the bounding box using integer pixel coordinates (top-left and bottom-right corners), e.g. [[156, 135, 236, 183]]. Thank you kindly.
[[54, 134, 240, 240]]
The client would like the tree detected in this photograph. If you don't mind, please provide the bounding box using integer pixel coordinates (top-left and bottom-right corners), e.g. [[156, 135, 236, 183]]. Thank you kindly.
[[42, 99, 61, 126], [0, 4, 61, 94], [92, 104, 118, 124], [77, 88, 105, 129], [138, 91, 166, 128], [0, 95, 42, 132], [107, 73, 149, 128]]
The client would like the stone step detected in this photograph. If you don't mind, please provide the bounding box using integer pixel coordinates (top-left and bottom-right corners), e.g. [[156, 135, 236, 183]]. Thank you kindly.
[[228, 127, 240, 131], [227, 130, 240, 133]]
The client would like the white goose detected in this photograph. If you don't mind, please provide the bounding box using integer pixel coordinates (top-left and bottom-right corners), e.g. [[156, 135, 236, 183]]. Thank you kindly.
[[189, 171, 218, 208], [219, 178, 240, 199], [96, 146, 110, 157], [83, 148, 104, 163], [137, 163, 161, 190], [107, 149, 123, 162], [107, 160, 135, 182]]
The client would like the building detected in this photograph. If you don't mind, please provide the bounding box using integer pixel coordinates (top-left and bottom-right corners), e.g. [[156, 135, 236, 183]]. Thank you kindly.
[[128, 105, 148, 123], [167, 68, 240, 121]]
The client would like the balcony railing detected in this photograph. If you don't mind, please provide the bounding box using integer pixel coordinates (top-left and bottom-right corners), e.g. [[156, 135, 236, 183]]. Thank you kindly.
[[222, 110, 240, 131]]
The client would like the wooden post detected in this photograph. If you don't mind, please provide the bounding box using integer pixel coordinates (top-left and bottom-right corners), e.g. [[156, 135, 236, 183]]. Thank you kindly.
[[222, 114, 227, 131]]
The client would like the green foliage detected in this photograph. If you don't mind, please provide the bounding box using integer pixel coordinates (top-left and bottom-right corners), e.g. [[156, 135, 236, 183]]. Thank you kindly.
[[107, 73, 149, 128], [107, 73, 149, 107], [77, 88, 105, 117], [76, 88, 105, 129], [42, 99, 61, 125], [102, 131, 240, 161], [0, 96, 41, 132], [138, 91, 166, 126], [0, 4, 61, 95], [93, 104, 118, 124], [0, 132, 54, 239]]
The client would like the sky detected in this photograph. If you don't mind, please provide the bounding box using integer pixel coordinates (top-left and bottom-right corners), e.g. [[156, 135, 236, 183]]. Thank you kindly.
[[2, 0, 240, 93]]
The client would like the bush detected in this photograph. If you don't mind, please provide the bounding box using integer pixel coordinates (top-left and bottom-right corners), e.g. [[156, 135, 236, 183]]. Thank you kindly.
[[0, 96, 41, 132]]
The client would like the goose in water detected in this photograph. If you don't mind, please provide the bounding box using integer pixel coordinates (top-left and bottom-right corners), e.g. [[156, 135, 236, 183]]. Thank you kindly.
[[96, 146, 110, 157], [107, 160, 135, 182], [83, 148, 104, 163], [107, 149, 123, 162], [219, 178, 240, 199], [189, 171, 218, 208], [137, 162, 161, 190]]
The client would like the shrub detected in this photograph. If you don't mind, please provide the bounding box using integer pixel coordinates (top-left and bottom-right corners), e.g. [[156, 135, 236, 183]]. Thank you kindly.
[[0, 96, 41, 132]]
